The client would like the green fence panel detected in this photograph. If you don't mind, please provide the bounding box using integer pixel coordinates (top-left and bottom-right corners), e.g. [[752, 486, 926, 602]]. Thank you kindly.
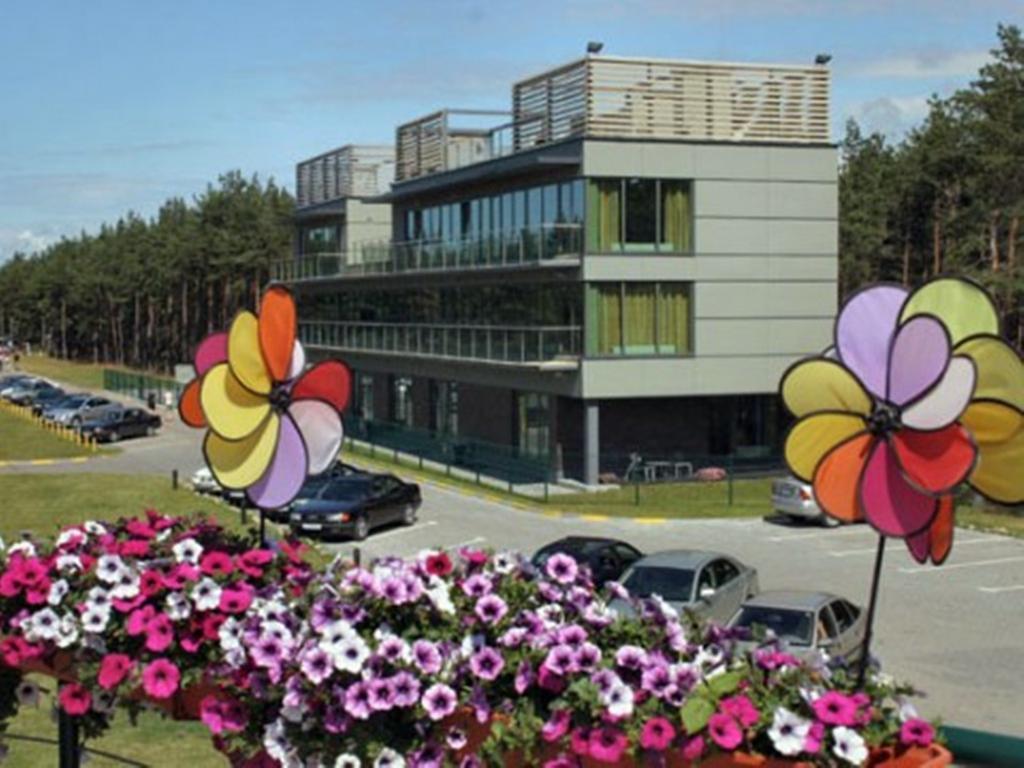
[[102, 369, 183, 405]]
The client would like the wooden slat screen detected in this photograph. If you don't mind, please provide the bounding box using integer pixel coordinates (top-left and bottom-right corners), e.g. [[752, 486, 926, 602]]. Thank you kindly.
[[295, 145, 395, 207]]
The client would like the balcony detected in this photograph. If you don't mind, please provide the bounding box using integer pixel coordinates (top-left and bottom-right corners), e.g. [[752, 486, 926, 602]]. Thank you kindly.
[[395, 55, 830, 181], [299, 321, 581, 368], [273, 223, 582, 282], [296, 145, 395, 209]]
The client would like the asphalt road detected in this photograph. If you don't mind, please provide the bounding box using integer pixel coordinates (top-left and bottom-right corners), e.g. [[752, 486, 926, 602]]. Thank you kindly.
[[3, 400, 1022, 737]]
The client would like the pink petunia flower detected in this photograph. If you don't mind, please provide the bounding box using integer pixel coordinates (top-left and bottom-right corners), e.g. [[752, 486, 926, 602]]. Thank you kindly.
[[681, 735, 706, 760], [588, 727, 628, 764], [219, 584, 254, 614], [142, 658, 180, 699], [98, 653, 134, 690], [200, 551, 235, 577], [58, 683, 92, 716], [542, 710, 571, 743], [708, 713, 743, 750], [812, 691, 859, 727], [804, 721, 825, 753], [144, 614, 174, 652], [237, 549, 274, 578], [721, 694, 760, 728], [640, 716, 676, 751], [900, 718, 935, 747]]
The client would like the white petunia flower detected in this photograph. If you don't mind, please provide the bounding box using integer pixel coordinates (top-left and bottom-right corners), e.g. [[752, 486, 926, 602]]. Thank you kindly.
[[92, 690, 117, 715], [768, 707, 812, 756], [8, 541, 37, 558], [219, 617, 244, 651], [47, 579, 70, 606], [16, 680, 40, 707], [83, 521, 106, 535], [334, 754, 361, 768], [602, 683, 635, 719], [832, 727, 869, 766], [55, 529, 86, 549], [55, 554, 84, 574], [26, 608, 61, 641], [96, 555, 127, 585], [373, 748, 405, 768], [81, 609, 110, 634], [54, 614, 79, 649], [165, 592, 191, 621], [191, 578, 222, 611], [173, 538, 203, 565], [331, 634, 370, 674], [109, 569, 141, 600]]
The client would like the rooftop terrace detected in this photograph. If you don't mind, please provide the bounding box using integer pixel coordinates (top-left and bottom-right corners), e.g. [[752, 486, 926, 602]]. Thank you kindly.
[[395, 55, 831, 182], [295, 144, 395, 208]]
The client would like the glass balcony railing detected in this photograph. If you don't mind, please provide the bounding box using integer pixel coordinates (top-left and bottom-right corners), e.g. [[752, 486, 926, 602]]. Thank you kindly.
[[298, 321, 581, 365], [272, 223, 582, 282]]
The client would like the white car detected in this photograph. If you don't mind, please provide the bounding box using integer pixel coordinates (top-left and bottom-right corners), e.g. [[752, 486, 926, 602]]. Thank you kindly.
[[191, 467, 244, 502], [771, 476, 837, 527]]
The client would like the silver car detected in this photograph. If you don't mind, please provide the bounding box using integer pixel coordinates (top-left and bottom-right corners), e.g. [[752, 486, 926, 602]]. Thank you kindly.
[[46, 394, 121, 427], [729, 590, 865, 663], [771, 476, 838, 526], [611, 550, 759, 624]]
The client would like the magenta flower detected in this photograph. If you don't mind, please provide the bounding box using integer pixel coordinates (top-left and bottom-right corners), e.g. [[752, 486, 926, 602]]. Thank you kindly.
[[708, 712, 743, 750], [237, 548, 274, 578], [469, 647, 505, 681], [640, 716, 675, 751], [804, 721, 825, 754], [682, 735, 706, 760], [200, 551, 235, 577], [144, 614, 174, 652], [900, 718, 935, 747], [812, 691, 859, 727], [200, 694, 248, 735], [545, 553, 578, 585], [542, 709, 571, 743], [421, 683, 458, 721], [142, 658, 180, 699], [219, 584, 253, 614], [720, 694, 759, 728], [588, 726, 628, 764], [58, 683, 92, 716], [98, 653, 134, 690]]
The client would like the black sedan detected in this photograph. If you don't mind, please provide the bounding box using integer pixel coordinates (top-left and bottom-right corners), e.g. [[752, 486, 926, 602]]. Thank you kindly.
[[80, 407, 161, 442], [289, 473, 421, 540], [531, 537, 644, 587], [24, 386, 67, 413]]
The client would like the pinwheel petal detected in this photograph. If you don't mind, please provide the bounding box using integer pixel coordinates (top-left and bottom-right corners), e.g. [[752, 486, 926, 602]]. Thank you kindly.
[[902, 357, 976, 431], [905, 495, 954, 565], [836, 285, 908, 399], [955, 335, 1024, 411], [966, 417, 1024, 505], [784, 413, 867, 482], [892, 424, 976, 494], [781, 358, 871, 417], [194, 332, 228, 376], [292, 360, 352, 412], [258, 286, 297, 383], [204, 413, 280, 490], [178, 378, 206, 428], [813, 433, 873, 523], [887, 316, 950, 406], [900, 277, 999, 345], [228, 311, 272, 394], [960, 400, 1023, 443], [246, 413, 307, 509], [200, 363, 271, 441], [860, 439, 938, 537], [289, 399, 343, 475], [288, 340, 306, 381]]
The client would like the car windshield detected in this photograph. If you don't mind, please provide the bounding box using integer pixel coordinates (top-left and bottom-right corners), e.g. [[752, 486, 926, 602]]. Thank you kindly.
[[533, 540, 610, 566], [622, 566, 694, 602], [733, 607, 814, 646], [295, 477, 331, 500], [57, 396, 87, 408], [320, 480, 372, 502]]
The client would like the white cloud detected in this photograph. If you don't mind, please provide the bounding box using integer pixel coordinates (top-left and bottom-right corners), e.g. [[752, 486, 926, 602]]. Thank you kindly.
[[853, 50, 989, 79], [844, 95, 931, 139], [0, 227, 63, 261]]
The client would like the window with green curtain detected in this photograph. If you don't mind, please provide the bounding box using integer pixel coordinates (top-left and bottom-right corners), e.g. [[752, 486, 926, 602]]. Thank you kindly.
[[657, 283, 691, 354], [624, 284, 657, 354], [585, 284, 622, 355], [587, 180, 621, 252], [660, 181, 692, 252]]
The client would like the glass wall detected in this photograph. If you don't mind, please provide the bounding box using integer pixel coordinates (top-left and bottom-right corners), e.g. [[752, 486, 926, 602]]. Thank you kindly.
[[391, 376, 414, 427], [586, 179, 692, 253], [300, 223, 343, 255], [518, 393, 550, 458], [585, 282, 692, 356], [356, 373, 374, 420], [430, 381, 459, 435]]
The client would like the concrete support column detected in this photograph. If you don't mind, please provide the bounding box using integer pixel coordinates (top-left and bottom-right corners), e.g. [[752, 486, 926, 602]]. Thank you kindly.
[[583, 400, 600, 486]]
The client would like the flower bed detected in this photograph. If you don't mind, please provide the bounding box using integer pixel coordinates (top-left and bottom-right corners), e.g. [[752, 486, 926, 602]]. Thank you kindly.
[[0, 515, 948, 767]]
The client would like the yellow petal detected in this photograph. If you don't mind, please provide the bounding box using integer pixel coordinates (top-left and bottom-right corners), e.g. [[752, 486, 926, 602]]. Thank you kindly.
[[969, 422, 1024, 505], [229, 311, 272, 394], [900, 278, 999, 345], [204, 412, 280, 490], [961, 401, 1023, 444], [200, 362, 271, 440], [781, 358, 871, 417], [955, 335, 1024, 412], [784, 413, 867, 482]]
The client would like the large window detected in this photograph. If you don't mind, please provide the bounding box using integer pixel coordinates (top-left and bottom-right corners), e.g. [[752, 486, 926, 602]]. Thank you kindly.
[[430, 381, 459, 435], [518, 393, 550, 457], [356, 374, 374, 420], [586, 179, 692, 253], [301, 224, 341, 255], [391, 376, 414, 427], [585, 282, 692, 356]]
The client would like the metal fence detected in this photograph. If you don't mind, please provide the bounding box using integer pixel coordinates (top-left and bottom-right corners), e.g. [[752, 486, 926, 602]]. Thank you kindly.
[[103, 369, 183, 406]]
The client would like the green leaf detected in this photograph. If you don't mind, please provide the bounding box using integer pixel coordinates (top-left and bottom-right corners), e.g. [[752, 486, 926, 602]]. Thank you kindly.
[[681, 696, 715, 734], [708, 670, 742, 697]]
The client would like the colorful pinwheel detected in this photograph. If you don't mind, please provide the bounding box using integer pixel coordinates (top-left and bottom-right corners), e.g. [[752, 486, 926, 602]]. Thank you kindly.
[[178, 286, 351, 510], [781, 277, 1023, 565]]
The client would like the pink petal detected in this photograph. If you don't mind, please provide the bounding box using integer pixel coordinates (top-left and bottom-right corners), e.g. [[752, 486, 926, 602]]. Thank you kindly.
[[289, 399, 343, 475], [246, 414, 308, 509], [836, 285, 908, 399], [860, 439, 938, 537], [194, 332, 228, 376], [887, 316, 950, 406]]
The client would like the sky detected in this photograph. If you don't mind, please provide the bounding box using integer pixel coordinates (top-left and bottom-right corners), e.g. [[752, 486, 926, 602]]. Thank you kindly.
[[0, 0, 1020, 262]]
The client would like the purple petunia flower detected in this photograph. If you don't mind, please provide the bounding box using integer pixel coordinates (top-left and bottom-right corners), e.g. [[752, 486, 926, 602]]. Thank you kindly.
[[412, 639, 443, 675], [543, 644, 577, 676], [474, 594, 508, 625], [558, 624, 588, 648], [344, 681, 373, 720], [469, 647, 505, 681], [591, 669, 622, 696], [368, 678, 395, 711], [642, 663, 674, 698], [514, 660, 535, 694], [615, 645, 648, 670], [377, 635, 410, 664], [422, 683, 458, 721], [545, 553, 578, 585], [390, 671, 421, 708], [575, 642, 602, 672], [300, 646, 333, 684], [461, 574, 493, 598]]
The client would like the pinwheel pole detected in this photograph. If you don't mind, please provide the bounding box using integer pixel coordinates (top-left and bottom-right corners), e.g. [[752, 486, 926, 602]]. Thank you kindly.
[[857, 535, 886, 687]]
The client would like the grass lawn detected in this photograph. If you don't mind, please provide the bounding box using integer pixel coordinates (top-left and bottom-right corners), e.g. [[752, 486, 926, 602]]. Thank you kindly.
[[0, 410, 94, 461], [15, 354, 110, 391], [959, 503, 1024, 539]]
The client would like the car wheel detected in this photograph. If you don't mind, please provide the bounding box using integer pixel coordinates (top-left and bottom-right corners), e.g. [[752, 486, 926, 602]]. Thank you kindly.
[[71, 417, 81, 429], [820, 514, 840, 528], [352, 516, 369, 541], [146, 426, 156, 437], [402, 505, 417, 526], [108, 431, 120, 443]]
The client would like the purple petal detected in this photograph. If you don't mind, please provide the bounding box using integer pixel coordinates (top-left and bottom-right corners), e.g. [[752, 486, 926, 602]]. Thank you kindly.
[[836, 285, 908, 399], [887, 316, 950, 406], [289, 399, 343, 475], [246, 414, 308, 509], [194, 332, 228, 376]]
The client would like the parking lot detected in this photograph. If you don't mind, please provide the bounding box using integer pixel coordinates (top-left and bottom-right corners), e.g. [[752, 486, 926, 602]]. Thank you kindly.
[[3, 385, 1022, 737]]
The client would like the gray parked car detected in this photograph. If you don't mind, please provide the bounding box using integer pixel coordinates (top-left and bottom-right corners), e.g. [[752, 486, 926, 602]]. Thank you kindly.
[[771, 476, 838, 526], [45, 394, 121, 427], [729, 590, 865, 663], [610, 550, 759, 624], [1, 376, 52, 400]]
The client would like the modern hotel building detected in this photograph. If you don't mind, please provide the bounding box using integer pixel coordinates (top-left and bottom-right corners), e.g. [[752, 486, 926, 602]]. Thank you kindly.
[[274, 54, 837, 484]]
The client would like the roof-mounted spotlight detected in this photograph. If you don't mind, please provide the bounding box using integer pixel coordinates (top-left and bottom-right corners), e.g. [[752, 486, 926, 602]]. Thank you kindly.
[[814, 53, 832, 65], [587, 41, 604, 54]]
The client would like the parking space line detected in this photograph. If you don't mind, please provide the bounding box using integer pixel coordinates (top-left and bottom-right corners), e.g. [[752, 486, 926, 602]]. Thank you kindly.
[[769, 526, 871, 542], [359, 520, 438, 543], [445, 536, 487, 551], [978, 585, 1024, 594], [899, 556, 1024, 574], [830, 537, 1009, 557]]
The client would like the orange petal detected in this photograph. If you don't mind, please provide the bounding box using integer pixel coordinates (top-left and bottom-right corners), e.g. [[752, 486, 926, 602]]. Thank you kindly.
[[178, 379, 206, 428], [259, 286, 297, 382], [930, 495, 955, 565], [813, 433, 873, 523]]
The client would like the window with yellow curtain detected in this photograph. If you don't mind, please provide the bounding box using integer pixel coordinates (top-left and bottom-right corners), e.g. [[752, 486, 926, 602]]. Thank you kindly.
[[657, 283, 692, 354], [585, 284, 622, 355], [586, 180, 621, 252], [623, 284, 657, 354], [661, 181, 692, 252]]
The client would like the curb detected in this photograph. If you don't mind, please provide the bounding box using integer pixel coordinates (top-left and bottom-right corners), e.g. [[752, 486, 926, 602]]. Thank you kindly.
[[0, 456, 98, 468]]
